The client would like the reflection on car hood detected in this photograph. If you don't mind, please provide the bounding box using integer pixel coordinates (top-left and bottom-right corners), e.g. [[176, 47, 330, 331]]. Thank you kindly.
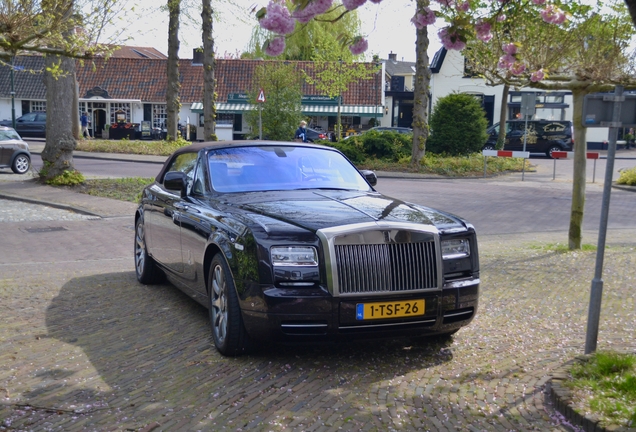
[[225, 190, 466, 233]]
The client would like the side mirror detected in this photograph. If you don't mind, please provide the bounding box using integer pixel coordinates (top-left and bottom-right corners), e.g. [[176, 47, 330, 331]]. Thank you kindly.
[[360, 169, 377, 187], [164, 171, 187, 198]]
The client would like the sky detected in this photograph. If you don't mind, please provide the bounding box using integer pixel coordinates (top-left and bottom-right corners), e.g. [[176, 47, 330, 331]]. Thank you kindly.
[[111, 0, 444, 62]]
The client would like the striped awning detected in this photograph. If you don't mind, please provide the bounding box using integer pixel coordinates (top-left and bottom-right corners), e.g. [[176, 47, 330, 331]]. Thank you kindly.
[[190, 102, 383, 117]]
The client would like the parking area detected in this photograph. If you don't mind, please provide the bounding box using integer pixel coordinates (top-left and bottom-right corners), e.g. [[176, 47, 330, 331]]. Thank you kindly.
[[1, 175, 634, 431]]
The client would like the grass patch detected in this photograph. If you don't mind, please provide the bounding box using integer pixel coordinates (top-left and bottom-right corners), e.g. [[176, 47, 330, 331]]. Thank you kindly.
[[566, 351, 636, 428], [616, 167, 636, 186], [76, 138, 190, 156], [530, 243, 598, 253], [75, 177, 155, 203], [360, 153, 530, 177]]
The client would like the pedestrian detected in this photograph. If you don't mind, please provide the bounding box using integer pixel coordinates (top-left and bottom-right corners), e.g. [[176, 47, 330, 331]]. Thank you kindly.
[[295, 120, 307, 142], [81, 112, 91, 139]]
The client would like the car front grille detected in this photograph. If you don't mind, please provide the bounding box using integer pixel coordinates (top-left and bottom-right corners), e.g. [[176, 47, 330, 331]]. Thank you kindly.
[[317, 223, 442, 297], [334, 241, 438, 295]]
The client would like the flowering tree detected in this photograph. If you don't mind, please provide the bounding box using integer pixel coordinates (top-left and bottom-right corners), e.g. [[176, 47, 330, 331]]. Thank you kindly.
[[456, 0, 635, 250]]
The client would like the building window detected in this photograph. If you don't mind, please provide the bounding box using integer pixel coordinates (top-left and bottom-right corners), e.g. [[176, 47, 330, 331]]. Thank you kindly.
[[217, 113, 233, 125], [31, 101, 46, 112], [153, 104, 167, 128], [110, 103, 131, 124]]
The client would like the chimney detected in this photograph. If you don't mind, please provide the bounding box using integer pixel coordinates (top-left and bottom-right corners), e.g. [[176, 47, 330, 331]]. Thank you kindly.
[[388, 52, 397, 61], [192, 48, 204, 65]]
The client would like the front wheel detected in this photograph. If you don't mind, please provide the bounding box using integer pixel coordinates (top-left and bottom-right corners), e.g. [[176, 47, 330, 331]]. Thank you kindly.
[[547, 145, 562, 159], [11, 154, 30, 174], [209, 253, 252, 356], [134, 215, 164, 284]]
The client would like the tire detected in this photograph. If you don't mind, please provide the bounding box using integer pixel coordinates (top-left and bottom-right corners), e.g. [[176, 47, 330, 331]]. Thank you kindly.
[[209, 253, 252, 356], [11, 154, 30, 174], [134, 215, 163, 284], [547, 145, 562, 159], [482, 144, 495, 151]]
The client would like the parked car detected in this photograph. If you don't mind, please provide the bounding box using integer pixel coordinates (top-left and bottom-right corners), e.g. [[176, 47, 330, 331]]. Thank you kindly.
[[0, 112, 46, 138], [0, 126, 31, 174], [134, 141, 480, 356], [344, 126, 413, 140], [305, 127, 328, 142], [369, 126, 413, 134], [483, 120, 573, 158]]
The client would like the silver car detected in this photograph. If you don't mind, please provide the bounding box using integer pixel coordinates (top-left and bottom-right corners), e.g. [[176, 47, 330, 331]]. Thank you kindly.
[[0, 126, 31, 174]]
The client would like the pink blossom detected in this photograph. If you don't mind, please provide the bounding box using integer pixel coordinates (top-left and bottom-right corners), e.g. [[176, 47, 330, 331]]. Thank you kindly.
[[502, 43, 517, 55], [532, 0, 545, 4], [531, 69, 545, 82], [475, 21, 492, 42], [438, 28, 466, 50], [541, 5, 566, 24], [509, 62, 526, 75], [434, 0, 454, 7], [292, 0, 333, 23], [496, 14, 506, 22], [349, 37, 368, 55], [343, 0, 366, 10], [411, 8, 436, 29], [497, 54, 515, 69], [456, 1, 469, 11], [259, 1, 295, 35], [369, 0, 383, 3], [264, 37, 286, 56]]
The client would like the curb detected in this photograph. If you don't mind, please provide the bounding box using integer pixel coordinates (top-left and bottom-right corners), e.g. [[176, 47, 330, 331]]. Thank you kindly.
[[550, 355, 635, 432]]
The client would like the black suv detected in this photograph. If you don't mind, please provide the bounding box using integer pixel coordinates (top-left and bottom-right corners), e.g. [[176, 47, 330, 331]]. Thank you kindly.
[[483, 120, 573, 158], [0, 126, 31, 174], [0, 112, 47, 137]]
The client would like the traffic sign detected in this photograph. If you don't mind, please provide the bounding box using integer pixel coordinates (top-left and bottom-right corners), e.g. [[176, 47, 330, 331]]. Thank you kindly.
[[257, 89, 266, 103]]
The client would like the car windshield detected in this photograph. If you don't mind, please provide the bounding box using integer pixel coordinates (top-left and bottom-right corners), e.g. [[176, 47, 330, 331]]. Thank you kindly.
[[0, 129, 22, 141], [207, 145, 372, 193]]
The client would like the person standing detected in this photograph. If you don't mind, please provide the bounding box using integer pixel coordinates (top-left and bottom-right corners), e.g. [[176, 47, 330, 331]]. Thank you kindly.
[[295, 120, 307, 142], [81, 112, 91, 139]]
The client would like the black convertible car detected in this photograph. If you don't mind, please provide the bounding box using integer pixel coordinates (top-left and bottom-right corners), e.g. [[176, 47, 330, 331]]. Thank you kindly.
[[135, 142, 480, 356]]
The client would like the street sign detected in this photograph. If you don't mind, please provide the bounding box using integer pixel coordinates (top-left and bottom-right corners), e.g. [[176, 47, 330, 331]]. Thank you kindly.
[[257, 89, 266, 103], [520, 93, 536, 117], [583, 93, 636, 128]]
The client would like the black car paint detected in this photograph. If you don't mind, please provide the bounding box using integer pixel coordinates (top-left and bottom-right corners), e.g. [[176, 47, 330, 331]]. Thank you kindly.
[[0, 112, 46, 137], [137, 141, 479, 348]]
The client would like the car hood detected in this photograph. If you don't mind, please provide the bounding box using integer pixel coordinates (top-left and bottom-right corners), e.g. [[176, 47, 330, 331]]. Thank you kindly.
[[221, 190, 468, 234]]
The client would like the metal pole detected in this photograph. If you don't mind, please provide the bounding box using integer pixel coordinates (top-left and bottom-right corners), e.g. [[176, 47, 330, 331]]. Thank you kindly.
[[522, 157, 526, 181], [553, 158, 556, 180], [10, 56, 16, 129], [592, 158, 597, 183], [258, 105, 262, 140], [584, 85, 623, 354], [483, 156, 487, 178]]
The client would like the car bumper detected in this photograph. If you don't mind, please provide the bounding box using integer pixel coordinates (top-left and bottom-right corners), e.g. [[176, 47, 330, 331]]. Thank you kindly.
[[241, 279, 479, 342]]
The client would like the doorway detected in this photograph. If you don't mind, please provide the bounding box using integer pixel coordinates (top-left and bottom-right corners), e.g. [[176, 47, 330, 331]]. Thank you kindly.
[[92, 109, 107, 138]]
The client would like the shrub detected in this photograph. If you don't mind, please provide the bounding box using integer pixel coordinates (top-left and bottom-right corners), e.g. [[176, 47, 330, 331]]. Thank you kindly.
[[427, 93, 488, 156], [329, 140, 367, 164], [617, 167, 636, 186], [359, 130, 411, 161], [44, 169, 85, 186]]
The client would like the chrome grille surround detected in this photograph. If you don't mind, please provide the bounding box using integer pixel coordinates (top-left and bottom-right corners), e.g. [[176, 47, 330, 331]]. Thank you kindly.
[[316, 222, 442, 297]]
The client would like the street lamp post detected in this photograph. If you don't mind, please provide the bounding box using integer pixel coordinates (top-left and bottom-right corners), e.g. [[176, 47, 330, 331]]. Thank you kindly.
[[375, 60, 380, 127], [10, 56, 16, 129]]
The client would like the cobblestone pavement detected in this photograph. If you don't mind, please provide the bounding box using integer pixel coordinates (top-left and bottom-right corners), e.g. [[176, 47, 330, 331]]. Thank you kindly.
[[0, 178, 635, 431]]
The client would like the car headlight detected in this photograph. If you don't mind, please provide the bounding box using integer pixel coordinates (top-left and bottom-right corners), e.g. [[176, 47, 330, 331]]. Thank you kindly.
[[271, 246, 318, 266], [441, 239, 470, 260]]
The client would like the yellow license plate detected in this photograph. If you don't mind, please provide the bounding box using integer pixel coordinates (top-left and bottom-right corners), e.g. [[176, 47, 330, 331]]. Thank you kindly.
[[356, 299, 425, 320]]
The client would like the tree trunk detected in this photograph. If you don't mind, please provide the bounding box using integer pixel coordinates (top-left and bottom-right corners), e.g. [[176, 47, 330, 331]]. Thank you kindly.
[[166, 0, 181, 141], [41, 55, 77, 180], [202, 0, 217, 141], [497, 84, 509, 149], [411, 0, 431, 166], [569, 88, 588, 249]]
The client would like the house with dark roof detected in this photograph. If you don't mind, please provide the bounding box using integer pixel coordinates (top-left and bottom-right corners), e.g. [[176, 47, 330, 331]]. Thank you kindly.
[[383, 52, 416, 129], [0, 49, 385, 140]]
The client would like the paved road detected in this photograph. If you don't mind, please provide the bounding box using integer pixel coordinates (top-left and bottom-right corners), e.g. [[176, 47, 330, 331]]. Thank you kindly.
[[0, 150, 635, 431]]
